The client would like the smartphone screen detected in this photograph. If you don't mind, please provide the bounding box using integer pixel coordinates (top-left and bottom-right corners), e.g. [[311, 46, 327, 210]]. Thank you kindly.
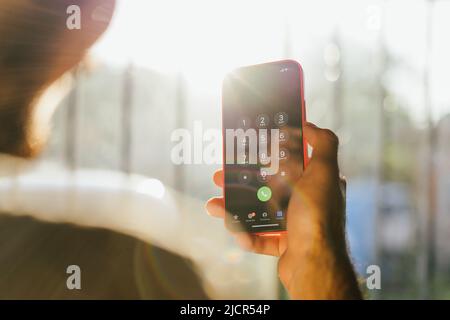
[[222, 60, 306, 234]]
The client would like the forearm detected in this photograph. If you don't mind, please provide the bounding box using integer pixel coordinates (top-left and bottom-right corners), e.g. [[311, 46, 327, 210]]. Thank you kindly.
[[286, 244, 362, 300]]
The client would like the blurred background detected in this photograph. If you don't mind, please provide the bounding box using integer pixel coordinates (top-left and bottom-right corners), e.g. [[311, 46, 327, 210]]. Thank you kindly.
[[29, 0, 450, 299]]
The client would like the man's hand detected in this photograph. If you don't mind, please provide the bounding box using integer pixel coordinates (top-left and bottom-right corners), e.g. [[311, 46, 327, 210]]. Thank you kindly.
[[206, 122, 362, 299]]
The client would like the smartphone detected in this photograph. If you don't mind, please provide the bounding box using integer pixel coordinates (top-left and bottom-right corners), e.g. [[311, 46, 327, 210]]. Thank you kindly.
[[222, 60, 307, 235]]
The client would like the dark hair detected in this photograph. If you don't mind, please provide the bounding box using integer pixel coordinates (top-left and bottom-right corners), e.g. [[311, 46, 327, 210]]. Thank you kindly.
[[0, 0, 115, 156]]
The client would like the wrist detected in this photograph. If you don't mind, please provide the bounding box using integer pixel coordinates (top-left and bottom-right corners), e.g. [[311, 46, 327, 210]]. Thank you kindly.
[[282, 226, 361, 300]]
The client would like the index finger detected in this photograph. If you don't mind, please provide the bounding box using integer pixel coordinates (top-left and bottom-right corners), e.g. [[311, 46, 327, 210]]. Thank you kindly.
[[303, 122, 339, 164]]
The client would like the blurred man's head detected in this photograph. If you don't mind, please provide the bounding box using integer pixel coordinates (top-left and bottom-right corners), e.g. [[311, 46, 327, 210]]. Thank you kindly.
[[0, 0, 115, 157]]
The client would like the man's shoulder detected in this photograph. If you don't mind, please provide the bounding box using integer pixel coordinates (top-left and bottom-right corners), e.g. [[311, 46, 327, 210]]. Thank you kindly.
[[0, 213, 141, 298], [0, 213, 207, 299]]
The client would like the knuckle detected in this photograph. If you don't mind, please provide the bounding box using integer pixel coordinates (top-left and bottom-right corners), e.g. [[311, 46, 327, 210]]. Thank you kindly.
[[321, 129, 339, 146], [312, 157, 333, 171], [339, 177, 347, 189], [310, 159, 340, 180]]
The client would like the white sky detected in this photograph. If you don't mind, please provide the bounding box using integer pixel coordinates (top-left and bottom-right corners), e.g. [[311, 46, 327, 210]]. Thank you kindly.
[[92, 0, 450, 123]]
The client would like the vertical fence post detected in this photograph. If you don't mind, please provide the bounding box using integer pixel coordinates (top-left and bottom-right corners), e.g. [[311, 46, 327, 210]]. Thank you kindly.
[[174, 73, 186, 192], [374, 0, 388, 300], [65, 69, 79, 171], [420, 0, 436, 299], [331, 30, 343, 132], [121, 63, 134, 175]]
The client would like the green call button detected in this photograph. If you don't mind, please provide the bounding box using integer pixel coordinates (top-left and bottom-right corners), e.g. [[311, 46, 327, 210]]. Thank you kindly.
[[257, 186, 272, 202]]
